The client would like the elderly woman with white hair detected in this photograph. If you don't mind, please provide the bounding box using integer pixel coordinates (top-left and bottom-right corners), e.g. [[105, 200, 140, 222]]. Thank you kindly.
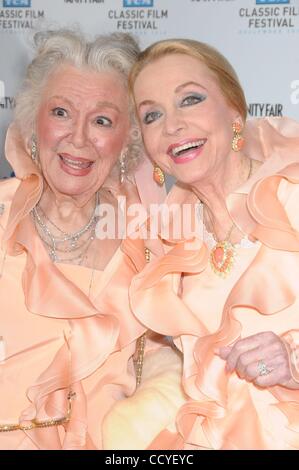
[[0, 29, 170, 450]]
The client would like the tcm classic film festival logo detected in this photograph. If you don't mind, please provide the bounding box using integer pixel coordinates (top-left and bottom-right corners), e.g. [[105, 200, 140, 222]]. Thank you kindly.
[[108, 0, 169, 34], [0, 0, 46, 31], [239, 0, 299, 33]]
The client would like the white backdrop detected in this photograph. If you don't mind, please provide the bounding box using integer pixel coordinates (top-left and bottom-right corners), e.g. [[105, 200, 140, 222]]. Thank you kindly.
[[1, 0, 299, 177]]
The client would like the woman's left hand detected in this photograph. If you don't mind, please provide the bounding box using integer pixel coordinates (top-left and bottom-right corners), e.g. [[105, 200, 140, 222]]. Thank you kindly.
[[217, 331, 298, 388]]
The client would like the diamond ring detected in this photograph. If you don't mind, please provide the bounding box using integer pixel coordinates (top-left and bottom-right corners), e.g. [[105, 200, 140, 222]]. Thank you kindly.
[[257, 360, 271, 376]]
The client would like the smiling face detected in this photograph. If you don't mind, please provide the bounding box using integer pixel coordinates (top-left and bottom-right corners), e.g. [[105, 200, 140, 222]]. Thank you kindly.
[[36, 64, 130, 199], [134, 53, 241, 185]]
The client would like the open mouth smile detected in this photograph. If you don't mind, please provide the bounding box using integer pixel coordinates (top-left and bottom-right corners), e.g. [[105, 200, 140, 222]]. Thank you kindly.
[[167, 139, 207, 164], [59, 153, 95, 176]]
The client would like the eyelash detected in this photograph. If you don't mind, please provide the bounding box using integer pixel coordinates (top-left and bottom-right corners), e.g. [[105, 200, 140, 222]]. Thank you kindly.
[[51, 108, 113, 127], [52, 107, 68, 118], [143, 110, 162, 125], [95, 116, 112, 127], [142, 93, 206, 125], [181, 93, 206, 107]]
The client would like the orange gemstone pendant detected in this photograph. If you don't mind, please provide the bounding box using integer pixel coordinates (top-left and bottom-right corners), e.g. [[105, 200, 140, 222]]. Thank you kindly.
[[210, 240, 235, 277]]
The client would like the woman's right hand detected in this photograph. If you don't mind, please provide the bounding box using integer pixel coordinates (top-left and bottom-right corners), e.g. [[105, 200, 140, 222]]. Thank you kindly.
[[216, 331, 299, 389]]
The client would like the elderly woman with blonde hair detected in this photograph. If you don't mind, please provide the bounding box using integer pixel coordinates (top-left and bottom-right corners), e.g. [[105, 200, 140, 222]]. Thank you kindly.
[[0, 29, 176, 450], [104, 38, 299, 450]]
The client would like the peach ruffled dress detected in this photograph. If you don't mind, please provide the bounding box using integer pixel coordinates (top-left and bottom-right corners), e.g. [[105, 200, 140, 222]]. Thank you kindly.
[[0, 124, 160, 450], [127, 118, 299, 450]]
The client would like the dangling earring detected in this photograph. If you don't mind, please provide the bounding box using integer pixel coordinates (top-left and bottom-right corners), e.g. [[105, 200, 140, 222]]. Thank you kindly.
[[232, 122, 244, 152], [119, 150, 127, 184], [31, 134, 38, 161], [153, 164, 165, 186]]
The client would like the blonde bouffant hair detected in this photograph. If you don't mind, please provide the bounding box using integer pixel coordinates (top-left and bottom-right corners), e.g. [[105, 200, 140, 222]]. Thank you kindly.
[[129, 38, 247, 122]]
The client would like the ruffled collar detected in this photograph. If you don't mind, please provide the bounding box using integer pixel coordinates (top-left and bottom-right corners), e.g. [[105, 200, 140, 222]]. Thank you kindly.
[[228, 117, 299, 250], [3, 124, 43, 252]]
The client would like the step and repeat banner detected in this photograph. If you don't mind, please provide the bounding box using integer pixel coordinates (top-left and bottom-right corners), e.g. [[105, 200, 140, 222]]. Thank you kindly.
[[1, 0, 299, 177]]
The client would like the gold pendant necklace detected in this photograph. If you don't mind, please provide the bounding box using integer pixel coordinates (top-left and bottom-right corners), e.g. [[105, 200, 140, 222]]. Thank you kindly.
[[200, 205, 237, 277], [205, 158, 253, 278], [210, 240, 236, 277]]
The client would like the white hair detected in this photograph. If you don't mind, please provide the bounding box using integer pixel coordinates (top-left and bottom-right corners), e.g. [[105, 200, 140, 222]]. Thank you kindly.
[[15, 29, 142, 171]]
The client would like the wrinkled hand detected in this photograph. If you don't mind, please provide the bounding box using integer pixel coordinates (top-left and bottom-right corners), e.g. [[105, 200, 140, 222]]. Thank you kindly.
[[216, 331, 295, 388]]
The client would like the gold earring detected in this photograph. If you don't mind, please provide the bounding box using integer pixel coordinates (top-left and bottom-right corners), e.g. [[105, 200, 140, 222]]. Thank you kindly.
[[153, 164, 165, 186], [119, 151, 127, 184], [232, 122, 244, 152], [31, 134, 38, 161]]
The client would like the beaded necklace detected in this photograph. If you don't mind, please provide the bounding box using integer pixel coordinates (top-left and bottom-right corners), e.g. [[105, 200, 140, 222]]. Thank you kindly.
[[31, 192, 99, 264]]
